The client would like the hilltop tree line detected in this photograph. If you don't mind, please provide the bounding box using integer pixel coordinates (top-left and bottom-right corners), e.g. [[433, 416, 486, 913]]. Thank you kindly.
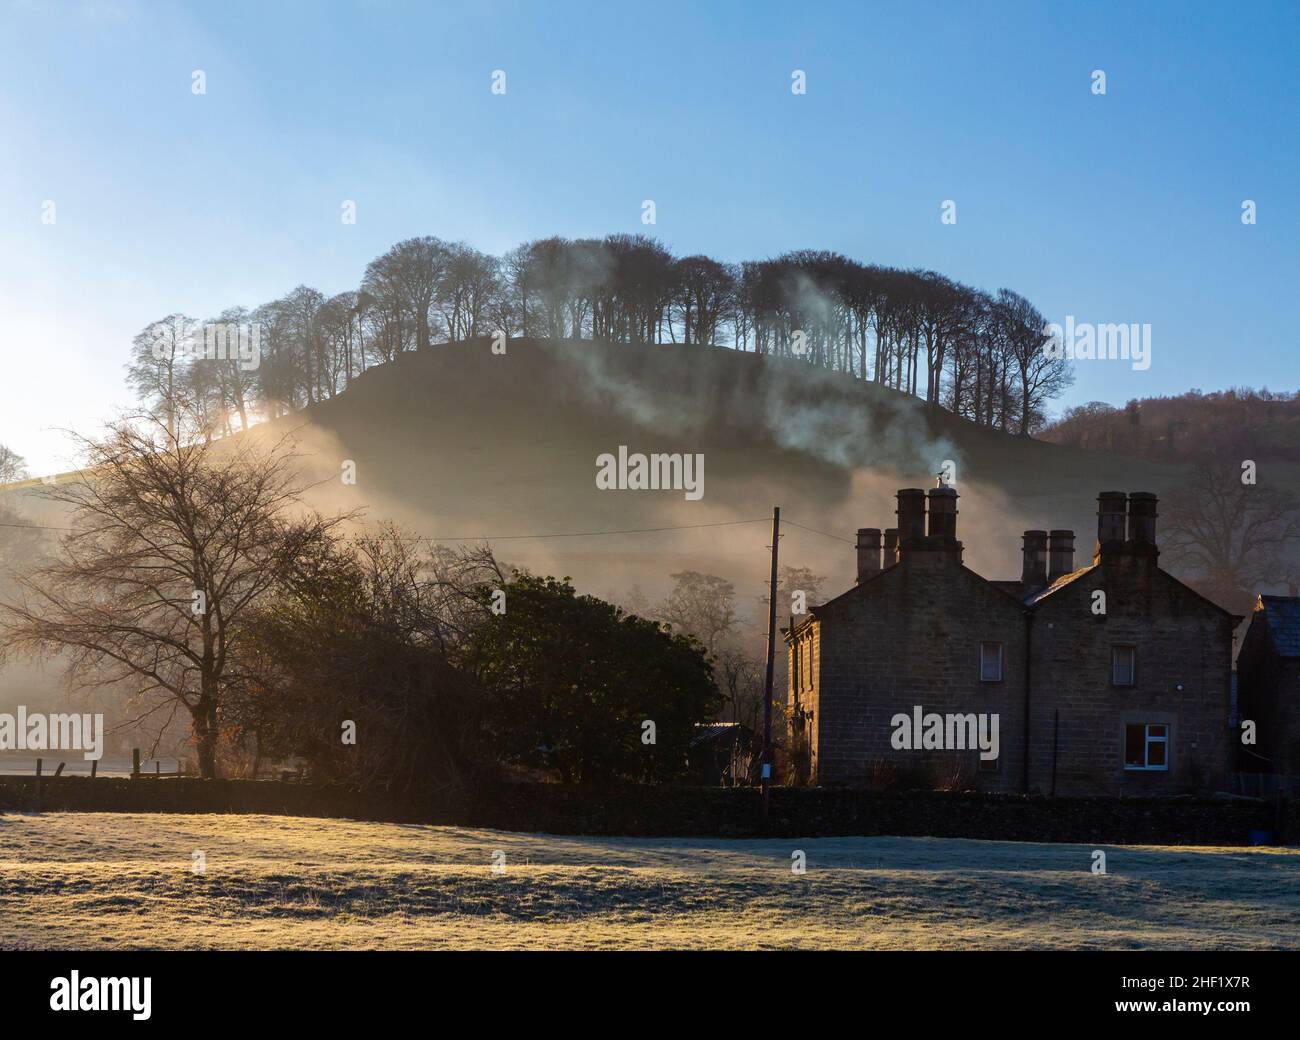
[[128, 234, 1073, 441]]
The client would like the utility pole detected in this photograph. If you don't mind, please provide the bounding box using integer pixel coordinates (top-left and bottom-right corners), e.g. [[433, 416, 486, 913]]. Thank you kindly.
[[761, 506, 780, 823]]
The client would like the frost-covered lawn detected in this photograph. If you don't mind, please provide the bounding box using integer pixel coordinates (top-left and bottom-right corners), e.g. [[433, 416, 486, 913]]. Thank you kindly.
[[1, 812, 1296, 950]]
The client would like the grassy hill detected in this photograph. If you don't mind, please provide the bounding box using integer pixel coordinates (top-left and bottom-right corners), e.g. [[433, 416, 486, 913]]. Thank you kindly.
[[1, 336, 1188, 612], [232, 336, 1184, 606], [0, 336, 1202, 741]]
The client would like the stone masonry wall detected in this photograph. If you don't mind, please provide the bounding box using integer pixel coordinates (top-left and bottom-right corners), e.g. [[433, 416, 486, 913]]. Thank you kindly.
[[1029, 555, 1234, 796], [813, 547, 1028, 791]]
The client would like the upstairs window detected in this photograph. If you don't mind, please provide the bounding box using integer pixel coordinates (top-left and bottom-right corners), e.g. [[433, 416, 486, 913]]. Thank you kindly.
[[1124, 723, 1168, 770], [979, 641, 1003, 683], [1112, 645, 1136, 686]]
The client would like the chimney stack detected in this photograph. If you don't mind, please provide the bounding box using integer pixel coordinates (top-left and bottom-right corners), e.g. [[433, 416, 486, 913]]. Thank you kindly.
[[1021, 530, 1048, 587], [1048, 530, 1076, 582], [926, 485, 959, 541], [883, 528, 899, 566], [855, 528, 881, 583], [896, 489, 927, 548], [1127, 492, 1158, 553], [1096, 491, 1128, 557]]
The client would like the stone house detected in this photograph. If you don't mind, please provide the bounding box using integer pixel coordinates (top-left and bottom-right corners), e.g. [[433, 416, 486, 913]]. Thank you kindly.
[[1236, 595, 1300, 791], [785, 484, 1239, 795]]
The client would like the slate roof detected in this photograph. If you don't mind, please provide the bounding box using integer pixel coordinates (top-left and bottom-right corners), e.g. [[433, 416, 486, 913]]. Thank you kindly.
[[1258, 595, 1300, 658], [1022, 565, 1096, 606]]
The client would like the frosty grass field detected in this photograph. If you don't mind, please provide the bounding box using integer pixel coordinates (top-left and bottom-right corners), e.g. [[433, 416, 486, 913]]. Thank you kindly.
[[1, 812, 1297, 950]]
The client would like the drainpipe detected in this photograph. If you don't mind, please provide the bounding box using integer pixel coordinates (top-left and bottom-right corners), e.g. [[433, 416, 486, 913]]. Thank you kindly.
[[1023, 609, 1033, 794]]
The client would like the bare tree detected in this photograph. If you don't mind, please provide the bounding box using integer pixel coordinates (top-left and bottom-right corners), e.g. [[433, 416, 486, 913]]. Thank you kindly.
[[438, 244, 502, 341], [362, 236, 449, 352], [671, 255, 735, 346], [0, 416, 347, 777], [126, 314, 191, 439], [233, 528, 502, 789], [1162, 454, 1300, 612], [0, 444, 41, 577], [657, 571, 737, 655], [0, 444, 28, 484], [994, 288, 1074, 435]]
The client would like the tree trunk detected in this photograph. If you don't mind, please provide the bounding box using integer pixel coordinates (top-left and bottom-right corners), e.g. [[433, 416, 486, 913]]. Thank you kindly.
[[192, 699, 219, 779]]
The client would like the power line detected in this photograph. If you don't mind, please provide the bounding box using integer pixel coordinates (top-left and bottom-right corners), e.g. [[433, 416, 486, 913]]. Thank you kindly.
[[411, 517, 771, 541], [1, 513, 854, 544], [782, 518, 855, 545], [0, 517, 776, 540]]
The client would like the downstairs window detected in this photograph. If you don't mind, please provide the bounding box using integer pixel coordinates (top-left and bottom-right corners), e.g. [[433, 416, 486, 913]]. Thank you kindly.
[[1124, 723, 1168, 771]]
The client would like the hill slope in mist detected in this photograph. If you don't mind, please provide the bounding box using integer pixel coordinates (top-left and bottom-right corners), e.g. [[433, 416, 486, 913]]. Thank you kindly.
[[0, 337, 1189, 735], [260, 337, 1181, 609]]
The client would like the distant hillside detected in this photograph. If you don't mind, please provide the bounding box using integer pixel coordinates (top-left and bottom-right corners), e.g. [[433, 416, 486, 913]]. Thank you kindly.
[[1040, 389, 1300, 467], [217, 337, 1183, 609], [0, 336, 1232, 745], [2, 337, 1199, 612]]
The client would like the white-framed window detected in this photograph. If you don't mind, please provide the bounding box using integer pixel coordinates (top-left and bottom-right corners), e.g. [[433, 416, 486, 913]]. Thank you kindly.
[[1112, 645, 1136, 686], [1124, 723, 1168, 771], [979, 641, 1003, 683]]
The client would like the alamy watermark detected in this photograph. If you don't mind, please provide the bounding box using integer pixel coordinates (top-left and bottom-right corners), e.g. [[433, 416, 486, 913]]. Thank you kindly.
[[50, 972, 151, 1020], [890, 705, 999, 761], [1043, 316, 1151, 371], [0, 706, 104, 760], [151, 317, 261, 371], [595, 446, 704, 501]]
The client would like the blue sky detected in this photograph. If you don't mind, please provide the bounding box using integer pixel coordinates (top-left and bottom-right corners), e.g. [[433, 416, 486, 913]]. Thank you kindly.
[[1, 0, 1297, 473]]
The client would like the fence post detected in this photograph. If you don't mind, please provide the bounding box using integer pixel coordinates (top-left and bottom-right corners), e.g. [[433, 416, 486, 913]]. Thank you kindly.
[[90, 759, 98, 780], [54, 762, 65, 777], [33, 757, 42, 810], [131, 748, 140, 780]]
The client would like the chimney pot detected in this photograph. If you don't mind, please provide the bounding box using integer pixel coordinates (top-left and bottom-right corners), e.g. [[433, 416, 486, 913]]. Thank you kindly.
[[1096, 491, 1127, 555], [926, 486, 959, 541], [856, 528, 882, 583], [896, 489, 927, 548], [1127, 492, 1158, 551], [1021, 530, 1048, 587], [1048, 529, 1075, 582], [883, 528, 899, 566]]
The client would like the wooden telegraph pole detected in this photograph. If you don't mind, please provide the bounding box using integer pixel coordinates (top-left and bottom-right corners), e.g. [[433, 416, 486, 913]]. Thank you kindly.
[[761, 506, 780, 822]]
